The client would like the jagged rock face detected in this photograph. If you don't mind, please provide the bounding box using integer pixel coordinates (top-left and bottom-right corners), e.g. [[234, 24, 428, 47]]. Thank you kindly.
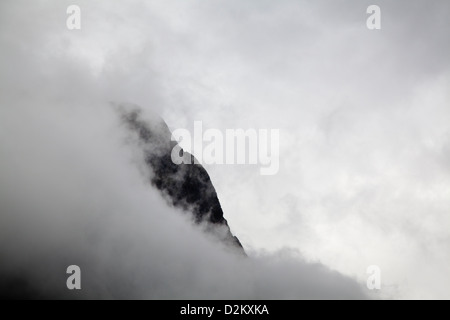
[[119, 107, 245, 254]]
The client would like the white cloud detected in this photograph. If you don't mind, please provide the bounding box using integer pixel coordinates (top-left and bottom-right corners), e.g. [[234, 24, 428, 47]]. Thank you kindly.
[[0, 98, 366, 299], [0, 0, 449, 299]]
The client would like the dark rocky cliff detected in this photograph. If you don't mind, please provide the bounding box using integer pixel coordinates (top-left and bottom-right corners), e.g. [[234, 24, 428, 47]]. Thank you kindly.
[[119, 107, 245, 254]]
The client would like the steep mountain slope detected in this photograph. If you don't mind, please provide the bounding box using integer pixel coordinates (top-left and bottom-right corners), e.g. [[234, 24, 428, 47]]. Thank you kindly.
[[119, 107, 245, 254]]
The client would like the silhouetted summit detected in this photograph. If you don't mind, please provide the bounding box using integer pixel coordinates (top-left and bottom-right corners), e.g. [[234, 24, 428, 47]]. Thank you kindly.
[[119, 106, 244, 254]]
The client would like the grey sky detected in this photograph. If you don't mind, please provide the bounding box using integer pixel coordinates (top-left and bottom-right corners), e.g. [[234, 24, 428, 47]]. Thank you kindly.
[[0, 0, 449, 299]]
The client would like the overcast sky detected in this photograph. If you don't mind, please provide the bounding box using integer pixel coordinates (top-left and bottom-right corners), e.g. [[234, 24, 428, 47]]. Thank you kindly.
[[0, 0, 449, 299]]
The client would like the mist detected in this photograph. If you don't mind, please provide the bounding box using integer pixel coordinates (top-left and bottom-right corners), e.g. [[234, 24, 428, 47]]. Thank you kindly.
[[1, 0, 449, 299], [0, 98, 367, 299]]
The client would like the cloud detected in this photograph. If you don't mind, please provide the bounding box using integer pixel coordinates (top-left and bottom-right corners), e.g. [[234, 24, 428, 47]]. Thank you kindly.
[[0, 97, 367, 299], [0, 0, 449, 299]]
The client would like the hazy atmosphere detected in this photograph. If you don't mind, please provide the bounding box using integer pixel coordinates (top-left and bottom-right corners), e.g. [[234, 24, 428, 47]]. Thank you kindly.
[[0, 0, 449, 299]]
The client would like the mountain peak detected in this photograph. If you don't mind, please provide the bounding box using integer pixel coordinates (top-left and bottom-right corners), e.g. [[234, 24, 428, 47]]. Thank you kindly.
[[119, 106, 245, 254]]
